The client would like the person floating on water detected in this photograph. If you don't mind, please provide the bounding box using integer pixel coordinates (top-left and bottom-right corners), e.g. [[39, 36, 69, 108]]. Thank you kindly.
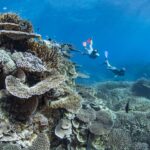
[[104, 50, 126, 77], [82, 38, 100, 58]]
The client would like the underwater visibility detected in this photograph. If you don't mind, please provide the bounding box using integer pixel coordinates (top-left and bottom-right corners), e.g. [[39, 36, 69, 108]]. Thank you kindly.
[[0, 1, 150, 150]]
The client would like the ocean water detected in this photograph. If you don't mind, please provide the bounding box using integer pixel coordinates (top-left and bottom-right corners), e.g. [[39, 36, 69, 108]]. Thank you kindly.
[[1, 1, 150, 150], [1, 0, 150, 83]]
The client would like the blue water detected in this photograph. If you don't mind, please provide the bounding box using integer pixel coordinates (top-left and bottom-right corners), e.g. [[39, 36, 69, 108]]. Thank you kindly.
[[1, 0, 150, 83]]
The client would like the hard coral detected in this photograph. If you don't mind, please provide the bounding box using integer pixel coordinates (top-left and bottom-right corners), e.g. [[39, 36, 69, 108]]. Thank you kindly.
[[28, 133, 50, 150], [132, 78, 150, 99], [55, 118, 72, 139], [0, 13, 20, 24], [89, 109, 115, 135], [3, 144, 21, 150], [0, 13, 33, 32], [0, 13, 81, 149], [0, 30, 41, 40], [27, 40, 62, 69], [0, 22, 20, 30], [12, 52, 47, 73], [0, 49, 16, 74], [76, 107, 96, 123], [5, 74, 66, 99], [50, 88, 81, 113], [107, 129, 132, 150]]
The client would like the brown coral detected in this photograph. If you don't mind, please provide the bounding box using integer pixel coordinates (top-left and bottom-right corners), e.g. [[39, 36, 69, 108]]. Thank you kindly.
[[27, 40, 62, 69], [0, 30, 41, 40], [0, 13, 33, 32], [50, 87, 81, 113], [0, 22, 20, 30]]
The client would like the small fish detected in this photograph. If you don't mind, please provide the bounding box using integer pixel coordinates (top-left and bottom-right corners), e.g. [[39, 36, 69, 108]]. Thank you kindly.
[[86, 130, 91, 150], [36, 27, 40, 32], [125, 99, 131, 113]]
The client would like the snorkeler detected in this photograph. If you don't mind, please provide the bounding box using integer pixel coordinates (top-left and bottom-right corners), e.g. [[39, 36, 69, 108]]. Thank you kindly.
[[82, 38, 100, 58], [104, 51, 126, 77]]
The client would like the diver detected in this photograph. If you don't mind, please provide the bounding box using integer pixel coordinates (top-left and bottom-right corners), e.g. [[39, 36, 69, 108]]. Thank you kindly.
[[82, 38, 100, 58], [104, 50, 126, 77]]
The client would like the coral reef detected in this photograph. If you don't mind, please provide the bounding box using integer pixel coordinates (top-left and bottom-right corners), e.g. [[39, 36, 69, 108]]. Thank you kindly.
[[132, 78, 150, 98], [74, 80, 150, 149], [0, 13, 81, 149], [0, 12, 150, 150], [28, 133, 50, 150]]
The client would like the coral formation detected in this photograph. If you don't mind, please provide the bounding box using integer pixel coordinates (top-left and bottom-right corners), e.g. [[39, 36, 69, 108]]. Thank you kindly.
[[3, 144, 21, 150], [132, 78, 150, 98], [55, 118, 72, 139], [0, 12, 150, 150], [12, 52, 47, 73], [28, 133, 50, 150], [107, 128, 132, 149], [0, 13, 81, 149], [76, 107, 96, 123], [5, 74, 66, 98], [89, 109, 115, 135]]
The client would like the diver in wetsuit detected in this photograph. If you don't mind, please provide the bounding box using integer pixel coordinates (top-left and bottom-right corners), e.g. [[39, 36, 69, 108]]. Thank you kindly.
[[82, 38, 100, 58], [104, 51, 126, 77]]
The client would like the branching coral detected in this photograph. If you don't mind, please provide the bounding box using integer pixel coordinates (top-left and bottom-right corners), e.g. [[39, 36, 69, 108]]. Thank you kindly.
[[0, 13, 20, 24], [27, 40, 62, 69], [0, 13, 33, 32], [107, 128, 132, 150]]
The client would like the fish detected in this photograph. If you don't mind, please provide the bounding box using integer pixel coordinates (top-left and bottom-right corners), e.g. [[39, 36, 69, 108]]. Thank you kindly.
[[86, 130, 91, 150], [125, 99, 131, 113]]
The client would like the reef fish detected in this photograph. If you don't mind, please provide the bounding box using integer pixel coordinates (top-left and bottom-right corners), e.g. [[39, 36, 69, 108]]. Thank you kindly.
[[125, 99, 131, 113]]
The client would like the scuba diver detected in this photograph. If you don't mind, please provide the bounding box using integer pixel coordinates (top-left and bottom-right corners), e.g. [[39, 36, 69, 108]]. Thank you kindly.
[[104, 51, 126, 77], [82, 38, 100, 58]]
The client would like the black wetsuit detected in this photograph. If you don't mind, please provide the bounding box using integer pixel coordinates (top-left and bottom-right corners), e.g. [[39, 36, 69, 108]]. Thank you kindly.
[[89, 50, 98, 58], [109, 68, 125, 76]]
